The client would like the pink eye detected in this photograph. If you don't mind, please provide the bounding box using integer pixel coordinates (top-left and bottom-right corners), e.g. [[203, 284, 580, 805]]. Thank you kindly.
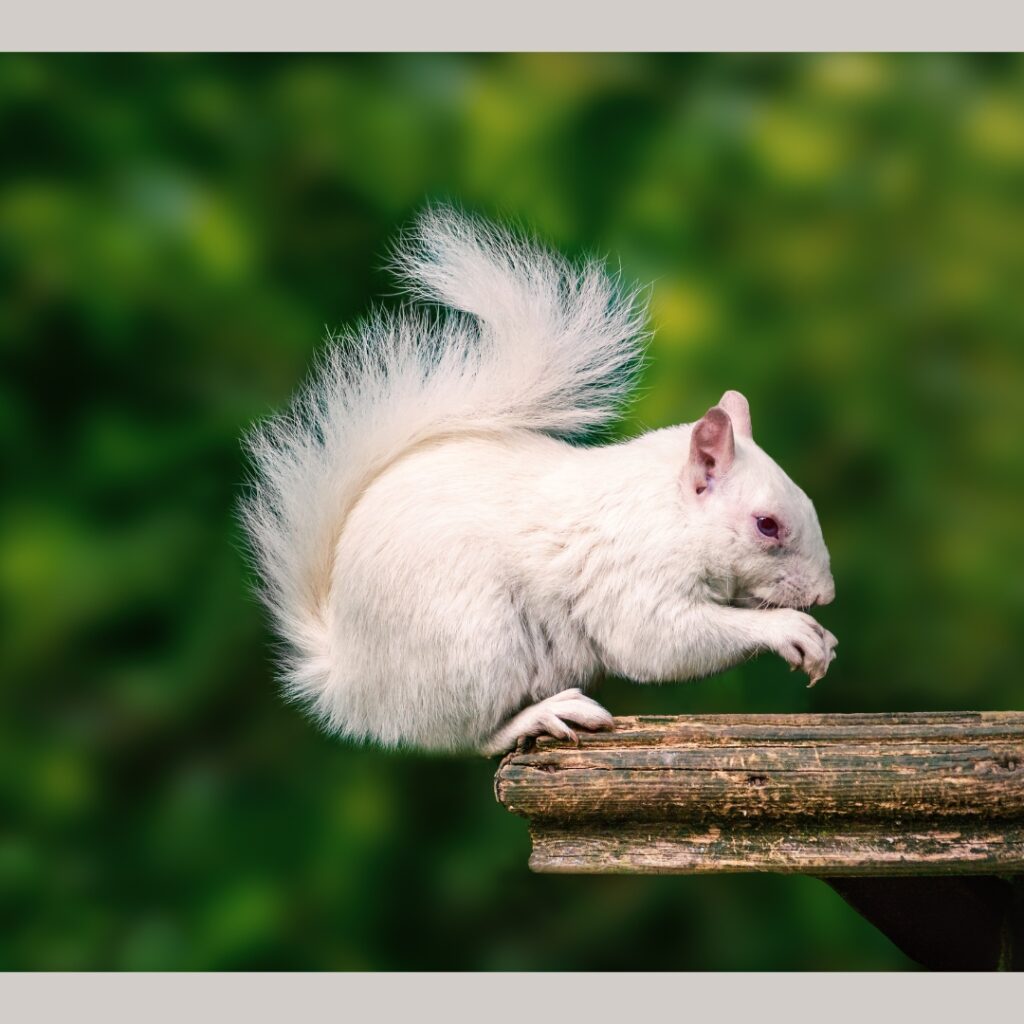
[[756, 516, 779, 539]]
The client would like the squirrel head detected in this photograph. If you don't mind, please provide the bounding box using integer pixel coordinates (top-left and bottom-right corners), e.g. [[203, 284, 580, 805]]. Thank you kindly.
[[683, 390, 834, 610]]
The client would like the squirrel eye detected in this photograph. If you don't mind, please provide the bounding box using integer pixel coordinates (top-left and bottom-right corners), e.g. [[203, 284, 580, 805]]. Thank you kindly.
[[756, 516, 779, 539]]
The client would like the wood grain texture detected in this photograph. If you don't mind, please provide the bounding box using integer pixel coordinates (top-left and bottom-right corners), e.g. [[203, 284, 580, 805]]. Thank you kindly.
[[493, 713, 1024, 875]]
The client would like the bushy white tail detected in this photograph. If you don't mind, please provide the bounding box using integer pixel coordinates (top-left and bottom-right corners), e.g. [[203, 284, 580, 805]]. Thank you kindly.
[[241, 207, 648, 695]]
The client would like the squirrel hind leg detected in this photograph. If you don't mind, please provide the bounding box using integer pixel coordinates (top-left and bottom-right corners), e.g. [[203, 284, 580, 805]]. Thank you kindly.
[[480, 688, 615, 756]]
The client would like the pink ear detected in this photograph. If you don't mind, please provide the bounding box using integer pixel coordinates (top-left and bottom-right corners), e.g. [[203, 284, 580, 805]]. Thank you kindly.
[[688, 406, 735, 494], [718, 390, 752, 439]]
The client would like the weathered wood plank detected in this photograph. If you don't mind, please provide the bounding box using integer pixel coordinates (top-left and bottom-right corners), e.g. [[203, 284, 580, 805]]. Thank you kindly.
[[499, 756, 1024, 822], [527, 823, 1024, 875], [530, 713, 1024, 748], [494, 712, 1024, 875]]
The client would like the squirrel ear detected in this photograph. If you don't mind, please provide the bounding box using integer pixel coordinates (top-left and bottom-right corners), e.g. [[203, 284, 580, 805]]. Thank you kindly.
[[718, 390, 752, 439], [688, 406, 735, 494]]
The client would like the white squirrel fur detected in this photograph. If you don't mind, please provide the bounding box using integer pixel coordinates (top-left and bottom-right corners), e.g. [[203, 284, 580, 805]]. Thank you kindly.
[[242, 208, 837, 755]]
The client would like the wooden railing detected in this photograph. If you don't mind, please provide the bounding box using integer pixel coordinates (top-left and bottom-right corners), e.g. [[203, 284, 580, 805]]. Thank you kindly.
[[494, 712, 1024, 969]]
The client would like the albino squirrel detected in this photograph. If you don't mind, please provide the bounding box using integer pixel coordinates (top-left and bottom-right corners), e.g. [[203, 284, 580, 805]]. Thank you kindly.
[[243, 209, 836, 755]]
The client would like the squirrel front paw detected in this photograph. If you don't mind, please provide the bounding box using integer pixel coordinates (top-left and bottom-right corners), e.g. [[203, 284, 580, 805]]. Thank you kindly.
[[766, 609, 838, 687]]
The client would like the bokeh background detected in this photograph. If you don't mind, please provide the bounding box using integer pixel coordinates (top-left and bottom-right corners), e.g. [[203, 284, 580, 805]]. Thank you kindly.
[[2, 53, 1023, 971]]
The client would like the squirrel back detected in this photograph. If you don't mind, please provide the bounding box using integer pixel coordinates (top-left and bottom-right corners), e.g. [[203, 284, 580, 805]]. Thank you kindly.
[[241, 208, 649, 709]]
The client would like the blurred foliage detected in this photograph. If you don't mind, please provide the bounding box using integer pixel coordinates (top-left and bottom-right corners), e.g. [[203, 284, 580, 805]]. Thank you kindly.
[[1, 53, 1023, 971]]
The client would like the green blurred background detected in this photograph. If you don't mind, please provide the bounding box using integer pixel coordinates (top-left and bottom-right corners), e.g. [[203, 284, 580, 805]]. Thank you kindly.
[[2, 53, 1023, 971]]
